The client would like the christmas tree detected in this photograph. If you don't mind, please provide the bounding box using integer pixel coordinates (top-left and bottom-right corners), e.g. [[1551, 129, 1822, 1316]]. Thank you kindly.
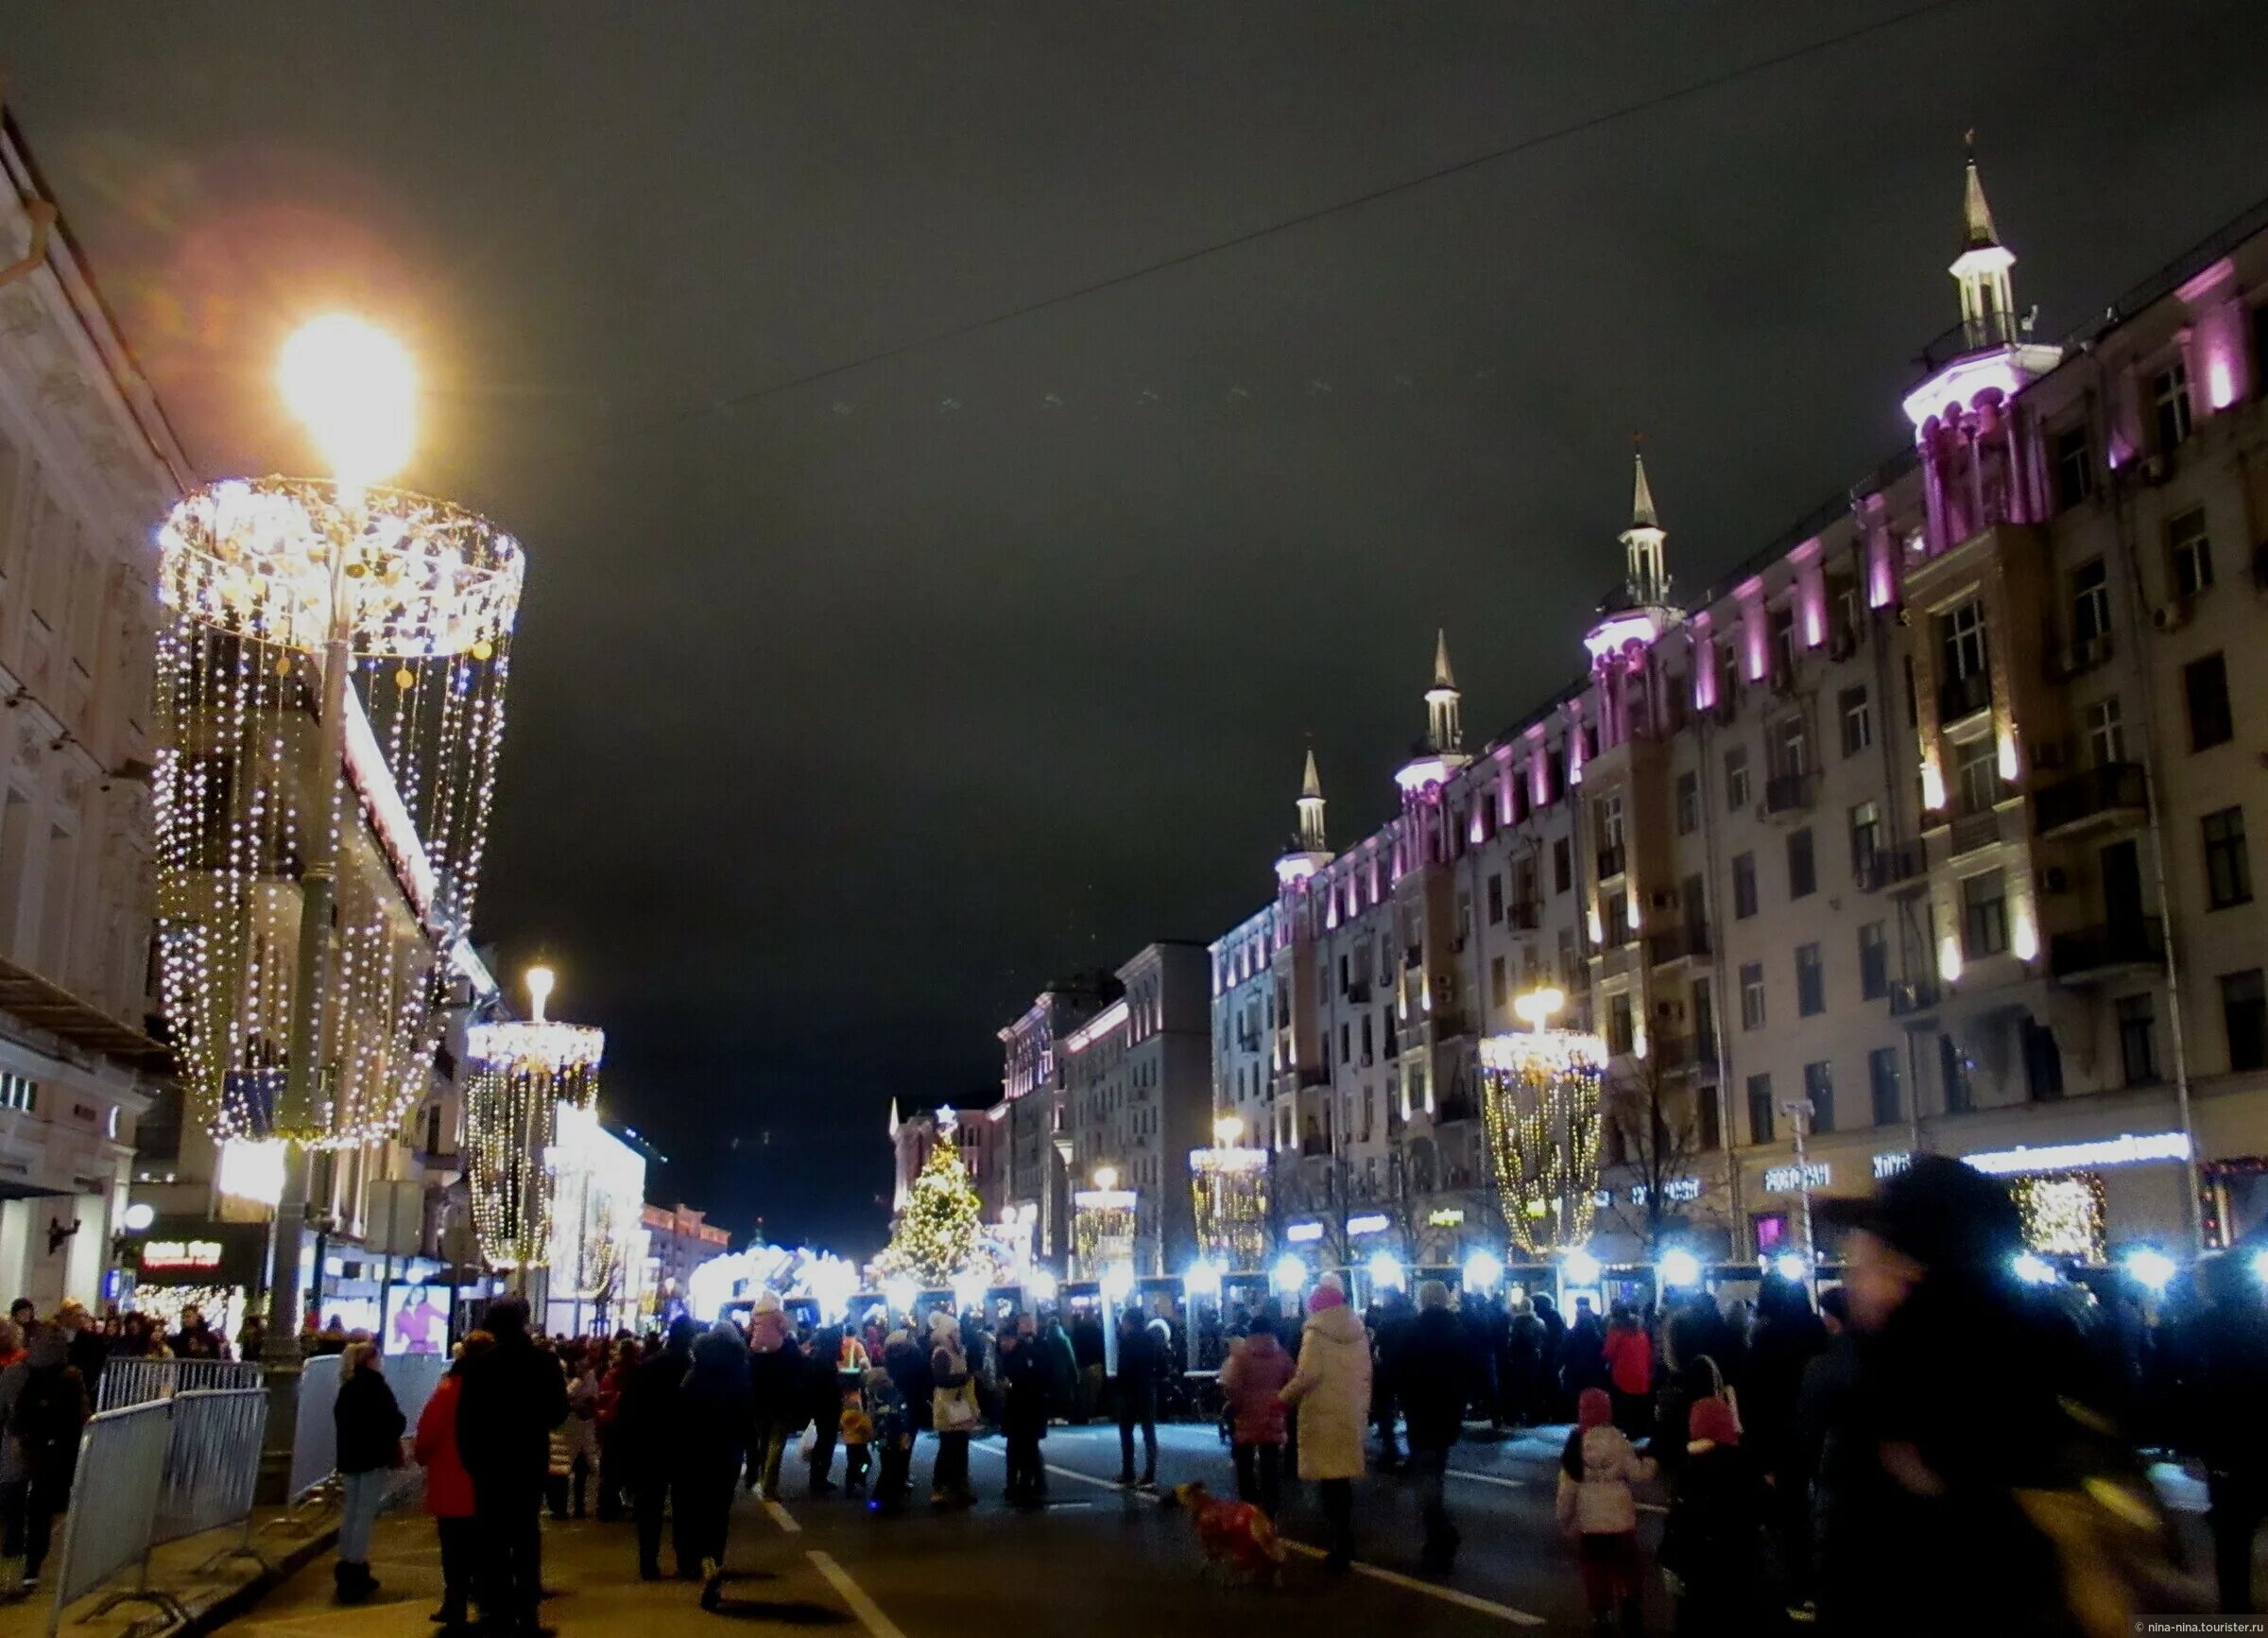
[[883, 1133, 984, 1284]]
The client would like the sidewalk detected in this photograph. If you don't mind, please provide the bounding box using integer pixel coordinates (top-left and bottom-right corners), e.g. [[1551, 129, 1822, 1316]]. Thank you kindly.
[[0, 1502, 338, 1638]]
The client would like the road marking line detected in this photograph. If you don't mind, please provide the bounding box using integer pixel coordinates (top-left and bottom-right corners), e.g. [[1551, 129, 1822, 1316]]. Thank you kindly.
[[1637, 1501, 1666, 1514], [763, 1498, 802, 1533], [1280, 1540, 1542, 1626], [1446, 1469, 1524, 1489], [809, 1550, 907, 1638]]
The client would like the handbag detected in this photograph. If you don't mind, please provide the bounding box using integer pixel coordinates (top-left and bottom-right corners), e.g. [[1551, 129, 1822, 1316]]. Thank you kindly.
[[935, 1381, 980, 1434]]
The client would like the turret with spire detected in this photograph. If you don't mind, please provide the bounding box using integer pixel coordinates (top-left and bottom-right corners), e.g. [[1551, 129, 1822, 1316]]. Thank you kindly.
[[1619, 447, 1669, 608], [1397, 631, 1472, 795], [1275, 749, 1335, 887]]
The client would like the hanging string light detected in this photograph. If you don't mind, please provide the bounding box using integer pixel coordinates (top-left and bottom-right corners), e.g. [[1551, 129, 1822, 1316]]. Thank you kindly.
[[152, 474, 523, 1147], [2011, 1170, 2107, 1264], [1482, 988, 1607, 1255], [463, 966, 605, 1271], [1072, 1164, 1138, 1280], [1190, 1115, 1270, 1271]]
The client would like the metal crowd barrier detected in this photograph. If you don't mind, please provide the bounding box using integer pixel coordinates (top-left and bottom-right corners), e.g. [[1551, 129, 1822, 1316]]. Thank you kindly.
[[95, 1356, 266, 1412], [45, 1402, 175, 1638], [284, 1352, 446, 1507], [154, 1389, 269, 1554]]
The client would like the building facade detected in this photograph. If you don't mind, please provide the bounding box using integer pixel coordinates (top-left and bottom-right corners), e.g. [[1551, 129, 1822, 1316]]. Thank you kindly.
[[1208, 163, 2268, 1270], [641, 1200, 731, 1319], [994, 976, 1112, 1268]]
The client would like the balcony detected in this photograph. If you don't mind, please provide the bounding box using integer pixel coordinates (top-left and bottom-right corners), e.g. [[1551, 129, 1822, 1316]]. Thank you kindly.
[[1506, 900, 1541, 932], [1435, 1095, 1478, 1124], [1597, 942, 1633, 981], [1296, 1066, 1331, 1090], [1344, 979, 1372, 1004], [2050, 921, 2165, 983], [2049, 632, 2114, 681], [1595, 844, 1627, 881], [1938, 668, 1992, 725], [1762, 771, 1815, 819], [1646, 924, 1711, 966], [2033, 762, 2148, 839], [1949, 808, 2003, 858], [1888, 978, 1941, 1019], [1428, 1009, 1474, 1041], [1856, 842, 1928, 892], [1916, 309, 2028, 372]]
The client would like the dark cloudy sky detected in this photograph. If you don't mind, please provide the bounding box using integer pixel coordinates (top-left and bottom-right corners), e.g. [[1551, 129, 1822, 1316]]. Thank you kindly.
[[9, 2, 2267, 1253]]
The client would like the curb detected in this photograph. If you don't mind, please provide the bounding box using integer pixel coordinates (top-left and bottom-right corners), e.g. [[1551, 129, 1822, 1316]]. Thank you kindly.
[[175, 1524, 340, 1638]]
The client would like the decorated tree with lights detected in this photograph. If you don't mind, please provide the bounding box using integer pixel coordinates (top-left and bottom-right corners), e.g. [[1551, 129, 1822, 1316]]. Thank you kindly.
[[1482, 991, 1608, 1256], [881, 1133, 984, 1285]]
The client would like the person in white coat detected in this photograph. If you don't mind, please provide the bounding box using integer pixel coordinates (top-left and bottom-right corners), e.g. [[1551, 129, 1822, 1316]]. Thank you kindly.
[[1280, 1273, 1371, 1569]]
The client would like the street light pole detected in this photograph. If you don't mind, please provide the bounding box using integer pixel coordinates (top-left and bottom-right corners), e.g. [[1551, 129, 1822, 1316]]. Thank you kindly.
[[1781, 1095, 1817, 1297]]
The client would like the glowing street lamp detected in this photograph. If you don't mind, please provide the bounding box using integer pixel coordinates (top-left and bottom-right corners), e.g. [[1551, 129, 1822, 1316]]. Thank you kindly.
[[1462, 1248, 1504, 1294], [1270, 1253, 1308, 1295], [1657, 1248, 1703, 1289], [276, 315, 416, 491]]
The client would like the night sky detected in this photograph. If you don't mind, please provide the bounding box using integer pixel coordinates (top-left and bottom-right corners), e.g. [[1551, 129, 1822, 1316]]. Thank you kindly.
[[10, 3, 2268, 1255]]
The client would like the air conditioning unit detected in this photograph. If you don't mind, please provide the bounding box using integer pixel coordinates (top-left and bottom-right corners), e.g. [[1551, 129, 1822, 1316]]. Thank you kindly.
[[2152, 601, 2191, 632]]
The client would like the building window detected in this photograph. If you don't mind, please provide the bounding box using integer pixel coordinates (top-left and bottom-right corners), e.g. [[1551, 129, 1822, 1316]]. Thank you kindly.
[[2070, 559, 2109, 644], [1956, 736, 1999, 816], [1849, 801, 1881, 882], [1726, 745, 1751, 812], [1939, 1033, 1972, 1113], [2053, 423, 2094, 510], [2086, 697, 2125, 767], [1944, 597, 1989, 681], [1839, 685, 1872, 757], [2153, 359, 2191, 451], [2186, 654, 2233, 750], [1675, 770, 1699, 836], [2118, 993, 2158, 1085], [2203, 806, 2253, 909], [1747, 1074, 1775, 1144], [1608, 991, 1635, 1055], [0, 1074, 36, 1114], [1796, 942, 1825, 1016], [1804, 1060, 1835, 1133], [1490, 956, 1507, 1009], [1696, 1084, 1721, 1152], [1486, 873, 1503, 924], [1554, 837, 1572, 894], [2222, 970, 2267, 1073], [1867, 1046, 1900, 1127], [1858, 921, 1889, 1000], [1788, 828, 1816, 900], [1775, 715, 1808, 778], [1733, 852, 1758, 920], [1740, 962, 1766, 1031], [2169, 507, 2214, 600], [1962, 870, 2009, 958]]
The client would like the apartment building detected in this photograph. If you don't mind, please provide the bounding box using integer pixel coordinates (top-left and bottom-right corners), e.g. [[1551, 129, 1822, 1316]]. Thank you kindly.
[[641, 1200, 731, 1319], [1211, 160, 2268, 1268], [995, 974, 1113, 1268]]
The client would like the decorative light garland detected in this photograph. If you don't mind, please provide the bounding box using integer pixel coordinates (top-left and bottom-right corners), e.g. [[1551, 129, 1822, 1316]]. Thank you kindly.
[[464, 970, 604, 1271], [152, 477, 521, 1148], [2010, 1170, 2107, 1264], [1189, 1142, 1270, 1271], [1072, 1181, 1138, 1279], [1480, 1027, 1607, 1255]]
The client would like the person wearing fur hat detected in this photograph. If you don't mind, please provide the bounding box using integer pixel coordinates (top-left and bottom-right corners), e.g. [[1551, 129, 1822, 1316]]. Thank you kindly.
[[1280, 1272, 1370, 1569], [1660, 1394, 1763, 1632], [927, 1310, 978, 1507], [1555, 1386, 1655, 1633]]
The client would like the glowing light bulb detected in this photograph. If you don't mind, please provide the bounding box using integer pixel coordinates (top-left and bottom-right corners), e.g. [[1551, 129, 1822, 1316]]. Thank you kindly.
[[1183, 1259, 1224, 1299], [1271, 1254, 1307, 1294], [1513, 988, 1566, 1030], [1561, 1249, 1601, 1286], [2012, 1251, 2057, 1285], [1463, 1249, 1503, 1293], [524, 964, 555, 1023], [1366, 1250, 1405, 1292], [2123, 1248, 2175, 1294], [278, 315, 416, 487], [1212, 1114, 1245, 1146], [1092, 1164, 1119, 1192], [1657, 1249, 1702, 1288]]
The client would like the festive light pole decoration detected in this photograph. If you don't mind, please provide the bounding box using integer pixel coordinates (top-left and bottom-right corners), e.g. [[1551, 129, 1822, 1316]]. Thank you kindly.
[[1482, 988, 1608, 1255], [879, 1124, 987, 1285], [463, 966, 605, 1270], [2010, 1170, 2107, 1264], [153, 465, 523, 1147], [1072, 1164, 1138, 1280], [1190, 1115, 1270, 1271], [546, 1100, 647, 1319]]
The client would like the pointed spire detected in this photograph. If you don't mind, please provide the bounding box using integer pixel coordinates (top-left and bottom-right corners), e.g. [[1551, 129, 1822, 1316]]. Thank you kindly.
[[1432, 628, 1456, 692], [887, 1096, 901, 1139], [1961, 130, 1999, 250], [1630, 447, 1659, 531], [1300, 747, 1322, 801]]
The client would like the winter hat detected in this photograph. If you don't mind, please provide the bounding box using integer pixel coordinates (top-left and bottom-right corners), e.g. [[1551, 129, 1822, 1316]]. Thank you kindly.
[[1308, 1273, 1347, 1314], [1818, 1152, 2020, 1278], [1688, 1396, 1741, 1448], [749, 1288, 784, 1316], [927, 1309, 959, 1339], [1576, 1387, 1613, 1430], [1417, 1279, 1451, 1311]]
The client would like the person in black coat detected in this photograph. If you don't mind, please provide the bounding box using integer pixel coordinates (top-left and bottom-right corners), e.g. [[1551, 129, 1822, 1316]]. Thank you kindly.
[[617, 1317, 696, 1580], [802, 1327, 845, 1495], [333, 1343, 405, 1602], [676, 1327, 752, 1598], [0, 1324, 86, 1593], [455, 1298, 567, 1636], [2172, 1248, 2268, 1612], [997, 1323, 1049, 1504], [1398, 1282, 1473, 1570], [1743, 1274, 1828, 1610], [1112, 1307, 1160, 1488]]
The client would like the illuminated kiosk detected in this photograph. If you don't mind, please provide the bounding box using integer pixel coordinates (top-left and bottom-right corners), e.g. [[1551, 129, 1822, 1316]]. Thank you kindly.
[[152, 319, 524, 1350], [464, 966, 604, 1293], [1189, 1115, 1269, 1271], [1481, 988, 1607, 1304]]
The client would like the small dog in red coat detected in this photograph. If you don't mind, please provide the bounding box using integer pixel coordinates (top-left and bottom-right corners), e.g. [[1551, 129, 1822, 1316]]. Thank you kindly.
[[1170, 1481, 1288, 1586]]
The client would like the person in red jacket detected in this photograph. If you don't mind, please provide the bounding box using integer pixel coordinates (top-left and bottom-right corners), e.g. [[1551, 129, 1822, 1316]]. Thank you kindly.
[[415, 1331, 494, 1631], [1601, 1306, 1656, 1438], [1218, 1314, 1296, 1517]]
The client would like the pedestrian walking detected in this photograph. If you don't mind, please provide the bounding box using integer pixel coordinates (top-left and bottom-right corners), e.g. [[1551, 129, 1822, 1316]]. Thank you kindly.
[[1561, 1300, 1608, 1406], [1557, 1387, 1654, 1634], [865, 1362, 913, 1509], [0, 1321, 86, 1595], [997, 1321, 1048, 1504], [2172, 1247, 2268, 1612], [1398, 1280, 1472, 1572], [593, 1336, 636, 1521], [881, 1326, 929, 1436], [50, 1302, 105, 1405], [1600, 1305, 1654, 1438], [1219, 1314, 1294, 1518], [1110, 1303, 1160, 1489], [1503, 1298, 1543, 1427], [1040, 1313, 1078, 1424], [1367, 1287, 1412, 1470], [1742, 1272, 1826, 1615], [802, 1326, 846, 1495], [1659, 1394, 1763, 1632], [618, 1317, 696, 1580], [416, 1330, 493, 1630], [744, 1293, 804, 1500], [547, 1341, 599, 1519], [1071, 1308, 1107, 1422], [456, 1296, 568, 1636], [333, 1341, 406, 1603], [1282, 1272, 1370, 1571], [927, 1311, 978, 1507], [678, 1323, 753, 1603]]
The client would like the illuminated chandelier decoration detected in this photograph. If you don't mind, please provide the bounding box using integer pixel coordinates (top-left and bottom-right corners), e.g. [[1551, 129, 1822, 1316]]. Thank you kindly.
[[153, 474, 523, 1147], [464, 966, 604, 1270], [1481, 989, 1607, 1255], [1072, 1165, 1138, 1279], [1190, 1116, 1270, 1271]]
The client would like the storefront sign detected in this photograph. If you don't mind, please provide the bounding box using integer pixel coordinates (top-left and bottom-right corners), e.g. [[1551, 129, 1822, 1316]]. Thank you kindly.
[[1963, 1131, 2190, 1177], [141, 1239, 224, 1272], [1873, 1151, 1913, 1180], [1426, 1208, 1466, 1228], [1347, 1213, 1391, 1235], [1629, 1177, 1703, 1204], [1762, 1163, 1831, 1195], [1285, 1222, 1323, 1244]]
